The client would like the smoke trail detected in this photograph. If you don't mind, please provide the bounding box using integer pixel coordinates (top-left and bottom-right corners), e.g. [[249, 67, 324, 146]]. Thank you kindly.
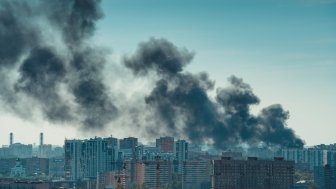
[[124, 38, 304, 148]]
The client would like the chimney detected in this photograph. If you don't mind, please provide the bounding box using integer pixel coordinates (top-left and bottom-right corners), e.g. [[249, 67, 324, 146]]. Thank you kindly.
[[10, 132, 13, 146], [40, 132, 43, 146]]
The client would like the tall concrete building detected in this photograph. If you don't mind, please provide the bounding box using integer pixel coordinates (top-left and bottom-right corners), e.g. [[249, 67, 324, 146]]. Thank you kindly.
[[327, 151, 336, 166], [175, 140, 188, 161], [175, 140, 188, 174], [156, 137, 174, 153], [81, 137, 115, 178], [64, 137, 117, 180], [212, 157, 294, 189], [314, 164, 336, 189], [64, 139, 82, 180]]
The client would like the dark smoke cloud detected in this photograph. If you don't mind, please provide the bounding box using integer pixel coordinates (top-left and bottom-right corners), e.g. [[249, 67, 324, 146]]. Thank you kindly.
[[0, 0, 304, 148], [0, 0, 117, 129], [258, 104, 304, 148], [124, 38, 304, 148], [44, 0, 103, 44], [124, 38, 194, 77], [70, 48, 118, 128], [73, 78, 117, 129], [15, 47, 72, 122], [216, 76, 260, 144], [216, 76, 260, 115], [0, 0, 37, 67]]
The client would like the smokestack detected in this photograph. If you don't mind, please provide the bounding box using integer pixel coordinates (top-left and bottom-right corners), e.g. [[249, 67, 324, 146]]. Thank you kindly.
[[40, 132, 43, 146], [9, 132, 13, 146]]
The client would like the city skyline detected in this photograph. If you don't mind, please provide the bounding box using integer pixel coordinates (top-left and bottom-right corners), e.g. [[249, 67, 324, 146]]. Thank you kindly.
[[1, 130, 335, 188], [0, 0, 335, 146], [0, 131, 333, 148]]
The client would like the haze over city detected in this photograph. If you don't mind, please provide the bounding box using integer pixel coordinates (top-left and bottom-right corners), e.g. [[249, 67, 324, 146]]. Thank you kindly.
[[0, 0, 335, 147]]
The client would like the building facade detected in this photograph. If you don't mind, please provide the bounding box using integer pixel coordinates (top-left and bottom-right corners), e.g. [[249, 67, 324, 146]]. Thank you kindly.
[[181, 160, 212, 189], [213, 157, 294, 189], [119, 137, 138, 150], [314, 164, 336, 189], [175, 140, 188, 174], [64, 137, 117, 180], [282, 148, 326, 170], [156, 137, 174, 153], [64, 139, 82, 180], [144, 159, 174, 189]]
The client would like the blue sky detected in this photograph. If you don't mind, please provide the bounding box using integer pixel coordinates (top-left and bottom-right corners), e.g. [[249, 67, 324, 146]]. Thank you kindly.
[[0, 0, 335, 146], [94, 0, 336, 146]]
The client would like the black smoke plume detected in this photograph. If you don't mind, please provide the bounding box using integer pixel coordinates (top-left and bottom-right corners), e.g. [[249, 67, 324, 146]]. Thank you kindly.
[[0, 0, 37, 68], [0, 1, 304, 148], [124, 38, 304, 148], [124, 38, 194, 77], [0, 0, 117, 129], [15, 47, 72, 122]]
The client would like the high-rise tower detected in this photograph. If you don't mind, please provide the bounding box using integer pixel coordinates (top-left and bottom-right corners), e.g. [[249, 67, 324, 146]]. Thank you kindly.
[[175, 140, 188, 174]]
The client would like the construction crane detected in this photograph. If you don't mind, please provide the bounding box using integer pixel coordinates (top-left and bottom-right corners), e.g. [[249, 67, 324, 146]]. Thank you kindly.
[[116, 176, 123, 189], [114, 162, 128, 189], [155, 155, 161, 189]]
